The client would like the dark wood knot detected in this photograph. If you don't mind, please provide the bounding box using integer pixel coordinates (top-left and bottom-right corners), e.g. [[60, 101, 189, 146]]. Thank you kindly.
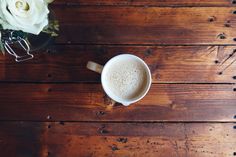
[[100, 129, 109, 134], [98, 124, 109, 134], [117, 137, 128, 143], [110, 145, 119, 151], [144, 48, 153, 57]]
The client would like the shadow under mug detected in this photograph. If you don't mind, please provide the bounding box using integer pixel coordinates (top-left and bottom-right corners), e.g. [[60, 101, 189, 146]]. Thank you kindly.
[[87, 54, 152, 106]]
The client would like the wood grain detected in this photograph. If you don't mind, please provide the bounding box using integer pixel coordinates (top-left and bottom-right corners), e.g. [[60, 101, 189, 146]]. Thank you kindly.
[[0, 122, 47, 157], [53, 0, 236, 7], [1, 122, 235, 157], [52, 6, 236, 45], [1, 45, 236, 83], [1, 2, 235, 157], [0, 83, 235, 122]]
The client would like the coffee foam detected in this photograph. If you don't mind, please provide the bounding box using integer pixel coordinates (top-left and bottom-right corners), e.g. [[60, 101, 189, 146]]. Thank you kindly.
[[105, 58, 147, 100]]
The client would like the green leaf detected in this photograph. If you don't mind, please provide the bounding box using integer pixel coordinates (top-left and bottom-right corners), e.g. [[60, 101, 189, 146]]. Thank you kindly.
[[43, 19, 59, 37]]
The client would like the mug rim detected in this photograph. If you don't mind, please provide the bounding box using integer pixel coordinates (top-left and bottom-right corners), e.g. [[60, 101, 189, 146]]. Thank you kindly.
[[101, 54, 152, 106]]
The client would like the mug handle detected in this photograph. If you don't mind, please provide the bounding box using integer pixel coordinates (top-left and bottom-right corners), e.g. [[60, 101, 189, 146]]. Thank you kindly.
[[86, 61, 104, 74], [86, 61, 124, 106]]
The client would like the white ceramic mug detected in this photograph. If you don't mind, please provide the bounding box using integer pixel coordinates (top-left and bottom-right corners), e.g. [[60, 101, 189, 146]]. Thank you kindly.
[[87, 54, 152, 106]]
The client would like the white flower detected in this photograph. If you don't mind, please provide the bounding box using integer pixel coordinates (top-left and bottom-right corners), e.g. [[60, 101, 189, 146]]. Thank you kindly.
[[0, 0, 53, 35]]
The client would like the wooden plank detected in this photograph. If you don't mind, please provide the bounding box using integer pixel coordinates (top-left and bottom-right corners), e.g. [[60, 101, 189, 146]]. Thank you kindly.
[[53, 0, 236, 7], [0, 83, 235, 121], [1, 122, 235, 157], [0, 122, 47, 157], [1, 45, 236, 83], [52, 6, 236, 45]]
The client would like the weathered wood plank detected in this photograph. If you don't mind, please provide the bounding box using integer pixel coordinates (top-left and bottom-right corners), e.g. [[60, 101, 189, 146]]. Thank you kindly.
[[53, 0, 236, 7], [0, 84, 235, 121], [0, 122, 47, 157], [1, 45, 236, 83], [0, 122, 235, 157], [52, 6, 236, 45]]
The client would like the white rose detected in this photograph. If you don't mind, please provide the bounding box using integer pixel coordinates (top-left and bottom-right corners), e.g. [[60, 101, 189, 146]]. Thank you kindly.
[[0, 0, 52, 35]]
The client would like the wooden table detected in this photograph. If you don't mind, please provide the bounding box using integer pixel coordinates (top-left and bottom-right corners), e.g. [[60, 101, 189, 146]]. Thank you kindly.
[[1, 0, 236, 157]]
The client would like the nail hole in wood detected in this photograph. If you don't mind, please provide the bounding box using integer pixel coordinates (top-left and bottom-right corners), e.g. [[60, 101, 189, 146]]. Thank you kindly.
[[232, 76, 236, 79], [234, 38, 236, 42], [48, 152, 51, 156], [214, 60, 219, 64], [100, 129, 109, 134], [234, 152, 236, 156], [209, 18, 214, 22], [48, 125, 51, 129], [224, 23, 230, 27], [233, 88, 236, 91], [234, 126, 236, 129], [208, 16, 216, 22], [47, 115, 52, 120], [47, 74, 52, 78], [218, 72, 223, 75], [233, 10, 236, 14], [232, 0, 236, 4], [48, 88, 52, 92], [59, 121, 65, 125], [234, 115, 236, 119]]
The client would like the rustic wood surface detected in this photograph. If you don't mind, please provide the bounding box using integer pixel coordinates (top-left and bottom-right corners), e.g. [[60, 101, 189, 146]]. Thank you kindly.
[[53, 6, 236, 45], [1, 45, 236, 83], [0, 1, 236, 157], [0, 84, 236, 122], [1, 122, 235, 157], [54, 0, 236, 7]]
